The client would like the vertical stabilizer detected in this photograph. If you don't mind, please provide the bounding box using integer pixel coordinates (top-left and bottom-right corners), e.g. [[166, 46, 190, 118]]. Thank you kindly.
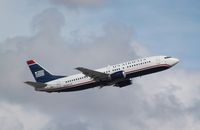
[[26, 60, 64, 83]]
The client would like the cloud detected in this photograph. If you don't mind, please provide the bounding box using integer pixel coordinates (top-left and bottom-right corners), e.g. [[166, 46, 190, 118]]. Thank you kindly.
[[50, 0, 107, 8], [32, 8, 65, 37], [0, 101, 50, 130], [131, 42, 152, 57], [1, 7, 200, 130]]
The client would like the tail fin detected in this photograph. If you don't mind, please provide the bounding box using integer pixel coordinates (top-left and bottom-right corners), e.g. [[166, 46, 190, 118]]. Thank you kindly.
[[26, 60, 64, 83]]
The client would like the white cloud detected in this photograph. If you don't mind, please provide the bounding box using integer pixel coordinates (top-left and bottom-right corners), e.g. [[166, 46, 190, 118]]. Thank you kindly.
[[131, 42, 152, 57], [0, 101, 50, 130], [136, 69, 200, 107]]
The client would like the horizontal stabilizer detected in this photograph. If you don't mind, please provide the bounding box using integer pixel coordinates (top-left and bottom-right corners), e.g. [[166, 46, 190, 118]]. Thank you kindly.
[[24, 81, 47, 88]]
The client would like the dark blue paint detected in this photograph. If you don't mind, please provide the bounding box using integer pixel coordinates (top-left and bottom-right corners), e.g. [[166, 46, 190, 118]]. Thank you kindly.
[[28, 64, 65, 83]]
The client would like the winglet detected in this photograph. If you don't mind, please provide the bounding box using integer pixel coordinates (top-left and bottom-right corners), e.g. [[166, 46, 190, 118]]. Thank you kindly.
[[75, 67, 84, 71]]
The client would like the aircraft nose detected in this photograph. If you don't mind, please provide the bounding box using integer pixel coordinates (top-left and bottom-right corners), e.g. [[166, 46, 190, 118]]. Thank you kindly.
[[170, 58, 179, 66]]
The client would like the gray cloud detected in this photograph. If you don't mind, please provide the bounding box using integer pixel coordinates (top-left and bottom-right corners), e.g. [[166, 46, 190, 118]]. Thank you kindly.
[[1, 7, 200, 130], [32, 8, 65, 37], [0, 101, 49, 130], [50, 0, 107, 8]]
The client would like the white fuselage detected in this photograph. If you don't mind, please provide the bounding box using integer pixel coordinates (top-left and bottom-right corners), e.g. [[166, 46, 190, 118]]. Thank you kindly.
[[39, 56, 179, 92]]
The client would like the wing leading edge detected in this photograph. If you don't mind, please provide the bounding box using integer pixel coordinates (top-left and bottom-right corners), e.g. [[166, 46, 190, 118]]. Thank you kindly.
[[76, 67, 109, 81]]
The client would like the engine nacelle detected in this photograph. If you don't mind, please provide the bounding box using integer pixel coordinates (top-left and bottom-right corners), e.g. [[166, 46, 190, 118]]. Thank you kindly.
[[110, 71, 126, 81], [114, 79, 132, 88]]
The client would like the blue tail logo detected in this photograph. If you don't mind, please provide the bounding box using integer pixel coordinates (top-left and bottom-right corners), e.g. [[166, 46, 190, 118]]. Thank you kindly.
[[27, 60, 65, 83]]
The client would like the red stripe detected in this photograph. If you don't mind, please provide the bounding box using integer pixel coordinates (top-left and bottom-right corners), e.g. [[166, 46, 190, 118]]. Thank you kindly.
[[27, 60, 35, 65], [44, 64, 171, 91], [126, 64, 171, 74], [69, 64, 170, 88]]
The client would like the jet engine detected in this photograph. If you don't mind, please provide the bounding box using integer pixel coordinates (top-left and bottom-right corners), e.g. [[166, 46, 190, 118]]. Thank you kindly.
[[114, 79, 132, 88], [110, 71, 126, 80]]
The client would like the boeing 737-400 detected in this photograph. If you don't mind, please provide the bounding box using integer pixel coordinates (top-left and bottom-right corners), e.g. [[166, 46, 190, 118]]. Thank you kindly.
[[25, 56, 179, 92]]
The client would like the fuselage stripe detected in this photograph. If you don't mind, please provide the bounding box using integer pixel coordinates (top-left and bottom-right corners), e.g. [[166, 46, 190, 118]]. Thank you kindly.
[[126, 64, 171, 74], [43, 63, 171, 91]]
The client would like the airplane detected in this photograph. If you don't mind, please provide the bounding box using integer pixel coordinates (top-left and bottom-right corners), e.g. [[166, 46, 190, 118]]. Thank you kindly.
[[25, 56, 179, 93]]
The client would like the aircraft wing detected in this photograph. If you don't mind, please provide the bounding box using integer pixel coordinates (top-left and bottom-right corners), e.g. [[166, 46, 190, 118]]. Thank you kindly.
[[76, 67, 109, 81]]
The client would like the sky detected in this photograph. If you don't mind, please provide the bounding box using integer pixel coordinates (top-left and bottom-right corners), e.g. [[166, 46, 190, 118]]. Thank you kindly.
[[0, 0, 200, 130]]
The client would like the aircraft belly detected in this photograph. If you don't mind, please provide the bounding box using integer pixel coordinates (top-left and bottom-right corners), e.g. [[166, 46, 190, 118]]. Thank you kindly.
[[43, 81, 101, 92]]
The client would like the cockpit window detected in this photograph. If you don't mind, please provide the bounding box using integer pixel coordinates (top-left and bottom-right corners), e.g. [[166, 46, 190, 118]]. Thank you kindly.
[[164, 56, 171, 59]]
